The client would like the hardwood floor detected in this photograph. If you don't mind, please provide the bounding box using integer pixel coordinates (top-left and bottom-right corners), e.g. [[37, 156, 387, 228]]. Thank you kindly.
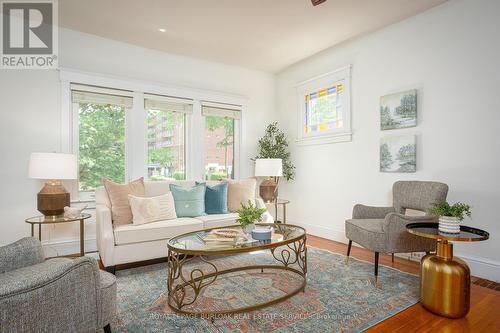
[[307, 235, 500, 333]]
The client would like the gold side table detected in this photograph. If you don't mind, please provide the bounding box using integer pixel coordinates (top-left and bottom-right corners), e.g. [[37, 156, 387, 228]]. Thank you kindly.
[[25, 213, 92, 257], [406, 222, 489, 318], [272, 198, 290, 224]]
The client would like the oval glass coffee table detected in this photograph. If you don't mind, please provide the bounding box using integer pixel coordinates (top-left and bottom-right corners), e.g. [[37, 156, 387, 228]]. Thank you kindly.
[[406, 222, 489, 318], [167, 223, 307, 317]]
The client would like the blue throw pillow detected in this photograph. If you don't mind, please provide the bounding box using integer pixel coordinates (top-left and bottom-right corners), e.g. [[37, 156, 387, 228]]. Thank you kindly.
[[169, 183, 206, 217], [196, 182, 228, 215]]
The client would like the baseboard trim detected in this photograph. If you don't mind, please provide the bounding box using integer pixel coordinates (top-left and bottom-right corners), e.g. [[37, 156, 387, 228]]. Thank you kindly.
[[291, 220, 500, 282], [42, 238, 98, 257]]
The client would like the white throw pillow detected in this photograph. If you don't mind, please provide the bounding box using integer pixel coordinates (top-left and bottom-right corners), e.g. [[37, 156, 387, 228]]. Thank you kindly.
[[128, 193, 177, 225]]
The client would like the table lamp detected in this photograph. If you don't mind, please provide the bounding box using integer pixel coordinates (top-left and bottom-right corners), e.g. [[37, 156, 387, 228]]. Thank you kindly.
[[255, 158, 283, 203], [29, 153, 77, 216]]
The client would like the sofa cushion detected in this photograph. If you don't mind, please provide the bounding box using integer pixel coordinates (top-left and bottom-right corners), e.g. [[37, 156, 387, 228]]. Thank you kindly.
[[145, 180, 195, 197], [113, 218, 203, 245], [129, 193, 177, 225], [227, 178, 257, 212], [103, 177, 145, 226], [169, 183, 206, 217], [196, 181, 228, 215], [196, 213, 239, 229]]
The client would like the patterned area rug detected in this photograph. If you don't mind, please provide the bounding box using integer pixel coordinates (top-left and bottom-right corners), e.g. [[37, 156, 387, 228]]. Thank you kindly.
[[112, 247, 419, 332]]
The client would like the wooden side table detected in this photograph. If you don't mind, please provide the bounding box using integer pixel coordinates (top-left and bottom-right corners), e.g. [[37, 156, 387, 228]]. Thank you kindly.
[[406, 222, 489, 318], [273, 199, 290, 224], [25, 213, 92, 257]]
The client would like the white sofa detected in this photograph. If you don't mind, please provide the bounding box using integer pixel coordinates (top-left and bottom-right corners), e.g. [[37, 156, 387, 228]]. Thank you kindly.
[[95, 180, 273, 272]]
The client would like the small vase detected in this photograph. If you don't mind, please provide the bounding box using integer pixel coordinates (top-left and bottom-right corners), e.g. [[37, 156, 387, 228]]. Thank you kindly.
[[438, 216, 461, 234], [243, 224, 255, 235]]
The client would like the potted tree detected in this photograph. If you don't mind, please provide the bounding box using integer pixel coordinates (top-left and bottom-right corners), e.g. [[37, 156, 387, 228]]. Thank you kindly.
[[236, 201, 267, 235], [428, 201, 471, 234]]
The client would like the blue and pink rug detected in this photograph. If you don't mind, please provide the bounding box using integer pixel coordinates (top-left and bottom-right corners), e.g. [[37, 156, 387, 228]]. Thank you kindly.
[[112, 247, 419, 332]]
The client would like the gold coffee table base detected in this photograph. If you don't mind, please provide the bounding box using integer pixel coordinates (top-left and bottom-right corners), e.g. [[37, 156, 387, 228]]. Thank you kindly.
[[420, 240, 470, 318], [167, 234, 307, 318]]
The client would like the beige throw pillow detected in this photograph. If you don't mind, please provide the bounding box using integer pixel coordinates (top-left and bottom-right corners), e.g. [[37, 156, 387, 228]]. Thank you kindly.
[[128, 193, 177, 225], [102, 177, 145, 225], [227, 178, 257, 212]]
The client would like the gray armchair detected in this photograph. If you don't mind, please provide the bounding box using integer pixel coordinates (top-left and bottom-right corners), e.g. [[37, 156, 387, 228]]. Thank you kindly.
[[0, 237, 116, 333], [345, 181, 448, 283]]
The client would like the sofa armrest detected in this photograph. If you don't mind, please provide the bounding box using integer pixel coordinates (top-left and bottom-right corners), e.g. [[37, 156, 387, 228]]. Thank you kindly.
[[255, 197, 275, 223], [352, 204, 395, 219], [0, 237, 45, 274], [0, 257, 101, 332], [96, 204, 115, 267], [383, 212, 437, 234]]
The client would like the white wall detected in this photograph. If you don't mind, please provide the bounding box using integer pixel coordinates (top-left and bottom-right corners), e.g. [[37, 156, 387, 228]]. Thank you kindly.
[[275, 0, 500, 281], [0, 28, 275, 255]]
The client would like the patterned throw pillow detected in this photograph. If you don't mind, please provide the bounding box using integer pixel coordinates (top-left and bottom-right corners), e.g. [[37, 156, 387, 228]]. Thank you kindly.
[[128, 193, 177, 225], [196, 181, 228, 215], [169, 183, 206, 217], [227, 178, 257, 212], [102, 177, 145, 225]]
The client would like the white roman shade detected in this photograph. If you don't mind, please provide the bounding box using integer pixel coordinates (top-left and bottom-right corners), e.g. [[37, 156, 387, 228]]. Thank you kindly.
[[201, 101, 242, 119], [71, 84, 133, 108], [144, 94, 193, 114]]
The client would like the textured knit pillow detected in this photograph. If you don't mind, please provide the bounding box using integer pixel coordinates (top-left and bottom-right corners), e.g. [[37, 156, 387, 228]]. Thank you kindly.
[[128, 193, 177, 225], [227, 178, 256, 212], [102, 177, 145, 225], [169, 183, 206, 217], [196, 181, 228, 215]]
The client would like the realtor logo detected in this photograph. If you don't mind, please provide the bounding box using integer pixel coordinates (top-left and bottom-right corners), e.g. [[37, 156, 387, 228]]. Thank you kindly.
[[1, 0, 58, 69]]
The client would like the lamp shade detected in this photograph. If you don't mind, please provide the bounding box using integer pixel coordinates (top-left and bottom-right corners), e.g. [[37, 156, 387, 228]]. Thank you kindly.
[[255, 158, 283, 177], [29, 153, 77, 180]]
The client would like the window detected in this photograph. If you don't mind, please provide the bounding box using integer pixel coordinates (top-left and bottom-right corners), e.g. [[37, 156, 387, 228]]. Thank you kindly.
[[145, 95, 192, 181], [71, 86, 133, 196], [63, 70, 244, 201], [202, 102, 241, 180], [297, 65, 351, 144]]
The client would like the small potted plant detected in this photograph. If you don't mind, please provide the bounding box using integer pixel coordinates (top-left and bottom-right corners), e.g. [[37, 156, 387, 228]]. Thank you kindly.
[[236, 200, 267, 234], [428, 201, 471, 234]]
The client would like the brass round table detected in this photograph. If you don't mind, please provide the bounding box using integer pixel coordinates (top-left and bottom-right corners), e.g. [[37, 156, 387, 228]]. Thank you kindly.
[[167, 223, 307, 318], [25, 213, 92, 257], [273, 198, 290, 223], [406, 222, 489, 318]]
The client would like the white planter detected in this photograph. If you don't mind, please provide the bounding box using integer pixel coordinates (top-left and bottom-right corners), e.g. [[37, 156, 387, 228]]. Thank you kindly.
[[438, 216, 461, 234]]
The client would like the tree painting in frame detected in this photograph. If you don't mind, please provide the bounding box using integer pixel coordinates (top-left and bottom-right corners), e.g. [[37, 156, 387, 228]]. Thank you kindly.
[[380, 89, 417, 130], [380, 135, 416, 172]]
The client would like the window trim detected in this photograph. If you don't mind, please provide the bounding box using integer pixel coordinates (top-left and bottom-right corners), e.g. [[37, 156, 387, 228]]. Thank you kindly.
[[60, 68, 246, 200], [295, 65, 352, 145]]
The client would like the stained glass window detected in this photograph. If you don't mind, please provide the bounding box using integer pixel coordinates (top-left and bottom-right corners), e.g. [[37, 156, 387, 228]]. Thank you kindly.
[[304, 80, 344, 135]]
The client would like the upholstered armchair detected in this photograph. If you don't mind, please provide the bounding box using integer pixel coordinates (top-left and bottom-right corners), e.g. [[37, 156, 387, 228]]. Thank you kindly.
[[0, 237, 116, 333], [345, 181, 449, 283]]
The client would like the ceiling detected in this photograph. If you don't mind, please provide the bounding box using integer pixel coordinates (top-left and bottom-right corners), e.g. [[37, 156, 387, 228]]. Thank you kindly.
[[59, 0, 447, 73]]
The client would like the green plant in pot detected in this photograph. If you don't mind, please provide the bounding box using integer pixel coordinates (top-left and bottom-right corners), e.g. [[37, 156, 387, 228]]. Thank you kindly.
[[236, 200, 267, 234], [428, 201, 471, 234]]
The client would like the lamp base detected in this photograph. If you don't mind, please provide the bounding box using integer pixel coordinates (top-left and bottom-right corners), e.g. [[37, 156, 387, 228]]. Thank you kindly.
[[37, 181, 70, 216], [260, 178, 278, 203]]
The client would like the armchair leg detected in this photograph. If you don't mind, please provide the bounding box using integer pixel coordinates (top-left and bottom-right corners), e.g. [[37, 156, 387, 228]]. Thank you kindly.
[[391, 253, 394, 263], [345, 240, 352, 263], [105, 266, 116, 275], [104, 324, 112, 333], [374, 252, 380, 287]]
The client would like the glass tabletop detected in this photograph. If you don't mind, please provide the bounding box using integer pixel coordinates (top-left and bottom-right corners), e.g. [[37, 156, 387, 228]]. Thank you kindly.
[[406, 222, 489, 242], [25, 213, 92, 224], [168, 223, 305, 255]]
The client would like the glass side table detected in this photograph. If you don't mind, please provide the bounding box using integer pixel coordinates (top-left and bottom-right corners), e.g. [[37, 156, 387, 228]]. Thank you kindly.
[[25, 213, 92, 257], [406, 222, 489, 318], [272, 199, 290, 224]]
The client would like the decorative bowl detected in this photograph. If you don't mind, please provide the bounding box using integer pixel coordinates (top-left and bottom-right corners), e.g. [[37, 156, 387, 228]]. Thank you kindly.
[[252, 227, 272, 241], [213, 229, 241, 238]]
